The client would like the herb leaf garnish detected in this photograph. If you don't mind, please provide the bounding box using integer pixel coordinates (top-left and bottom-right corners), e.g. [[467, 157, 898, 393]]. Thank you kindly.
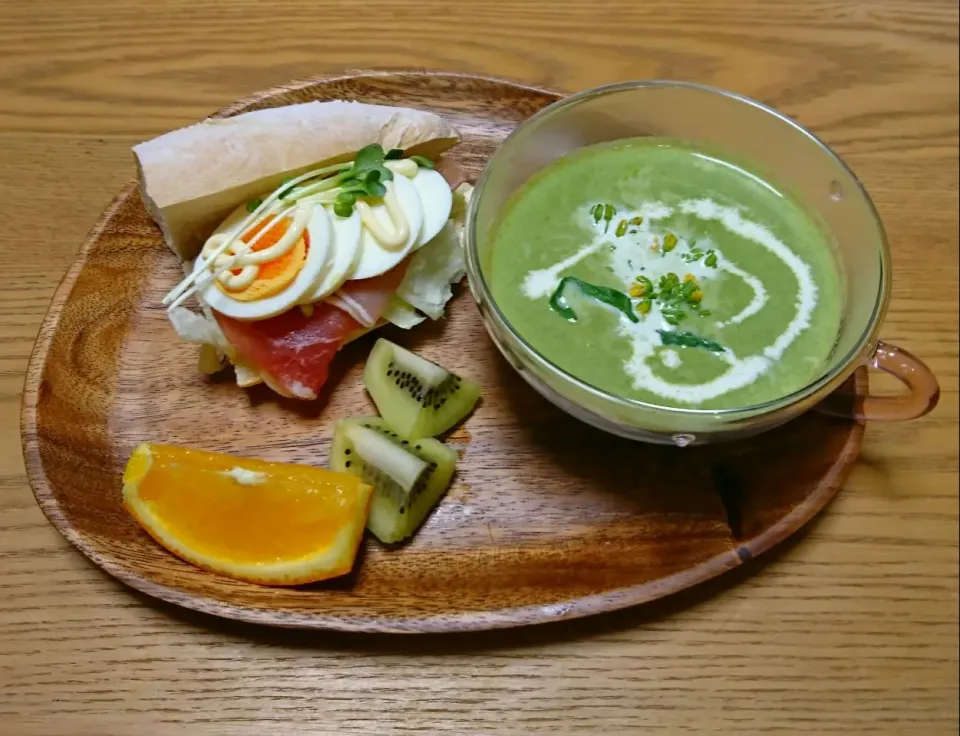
[[351, 144, 392, 177], [332, 144, 397, 216], [658, 330, 725, 353], [549, 277, 639, 323]]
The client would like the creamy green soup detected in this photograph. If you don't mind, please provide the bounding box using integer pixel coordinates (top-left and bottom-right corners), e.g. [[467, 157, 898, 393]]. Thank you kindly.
[[488, 137, 843, 410]]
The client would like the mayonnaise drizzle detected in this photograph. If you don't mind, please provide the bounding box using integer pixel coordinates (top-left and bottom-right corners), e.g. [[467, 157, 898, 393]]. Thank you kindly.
[[355, 180, 410, 249], [522, 198, 820, 405], [163, 155, 424, 311], [198, 202, 313, 292]]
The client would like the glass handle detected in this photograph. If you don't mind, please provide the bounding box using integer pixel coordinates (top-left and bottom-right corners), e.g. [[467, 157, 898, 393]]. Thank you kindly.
[[816, 341, 939, 422], [857, 340, 940, 421]]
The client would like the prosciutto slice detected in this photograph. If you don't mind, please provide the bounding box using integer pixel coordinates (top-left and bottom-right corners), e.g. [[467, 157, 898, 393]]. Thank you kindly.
[[215, 262, 409, 399]]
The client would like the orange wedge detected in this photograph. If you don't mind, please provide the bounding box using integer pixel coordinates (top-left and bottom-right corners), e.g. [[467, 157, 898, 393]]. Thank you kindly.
[[122, 443, 372, 586]]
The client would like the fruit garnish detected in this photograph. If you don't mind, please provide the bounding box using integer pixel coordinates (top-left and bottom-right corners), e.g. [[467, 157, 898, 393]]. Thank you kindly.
[[364, 338, 482, 438], [330, 417, 457, 544], [122, 443, 372, 586]]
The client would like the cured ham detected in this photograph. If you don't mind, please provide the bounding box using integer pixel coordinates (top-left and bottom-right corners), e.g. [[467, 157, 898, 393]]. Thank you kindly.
[[215, 261, 410, 399]]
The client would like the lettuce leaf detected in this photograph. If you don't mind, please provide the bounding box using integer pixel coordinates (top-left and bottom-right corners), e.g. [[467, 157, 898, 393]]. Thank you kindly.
[[168, 306, 231, 352], [382, 296, 427, 329], [396, 183, 473, 320]]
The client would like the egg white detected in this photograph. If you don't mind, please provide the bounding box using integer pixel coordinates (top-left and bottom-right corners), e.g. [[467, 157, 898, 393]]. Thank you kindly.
[[196, 204, 332, 321], [349, 174, 424, 280], [208, 201, 258, 238], [410, 168, 453, 250], [302, 206, 362, 303]]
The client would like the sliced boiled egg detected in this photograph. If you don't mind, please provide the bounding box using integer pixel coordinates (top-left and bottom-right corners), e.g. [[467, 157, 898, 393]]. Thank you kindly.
[[207, 201, 253, 238], [220, 216, 309, 301], [410, 168, 453, 250], [197, 203, 332, 321], [349, 174, 424, 280], [303, 206, 362, 303]]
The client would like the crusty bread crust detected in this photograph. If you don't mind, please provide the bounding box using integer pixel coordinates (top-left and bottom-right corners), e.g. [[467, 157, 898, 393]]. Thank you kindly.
[[134, 100, 460, 260]]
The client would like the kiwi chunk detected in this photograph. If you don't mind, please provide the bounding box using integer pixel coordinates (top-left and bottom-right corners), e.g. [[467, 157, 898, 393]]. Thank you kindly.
[[364, 338, 481, 438], [330, 417, 457, 544]]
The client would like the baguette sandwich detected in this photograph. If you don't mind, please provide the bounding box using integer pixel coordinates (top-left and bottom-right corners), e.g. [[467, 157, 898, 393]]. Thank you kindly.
[[135, 100, 473, 399]]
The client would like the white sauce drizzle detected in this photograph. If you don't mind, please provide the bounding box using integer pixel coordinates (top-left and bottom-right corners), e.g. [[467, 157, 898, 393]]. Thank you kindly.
[[660, 349, 682, 369], [521, 198, 820, 405], [678, 199, 819, 363], [522, 202, 674, 299], [714, 255, 767, 327], [522, 240, 608, 299]]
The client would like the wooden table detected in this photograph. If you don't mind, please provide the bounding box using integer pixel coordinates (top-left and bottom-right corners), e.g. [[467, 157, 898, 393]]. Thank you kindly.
[[1, 1, 957, 733]]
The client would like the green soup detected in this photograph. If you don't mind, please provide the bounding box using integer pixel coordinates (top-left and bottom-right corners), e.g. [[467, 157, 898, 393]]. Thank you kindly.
[[488, 137, 843, 410]]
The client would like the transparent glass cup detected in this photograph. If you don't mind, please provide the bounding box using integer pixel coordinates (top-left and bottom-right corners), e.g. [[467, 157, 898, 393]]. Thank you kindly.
[[465, 81, 940, 445]]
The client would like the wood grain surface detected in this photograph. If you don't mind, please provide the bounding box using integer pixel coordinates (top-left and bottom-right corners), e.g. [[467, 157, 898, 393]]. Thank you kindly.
[[1, 0, 957, 734]]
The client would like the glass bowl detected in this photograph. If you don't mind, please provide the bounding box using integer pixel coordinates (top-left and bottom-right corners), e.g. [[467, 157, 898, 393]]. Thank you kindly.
[[464, 80, 939, 446]]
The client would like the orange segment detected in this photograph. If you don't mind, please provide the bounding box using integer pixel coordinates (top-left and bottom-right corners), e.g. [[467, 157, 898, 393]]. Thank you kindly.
[[122, 443, 372, 586], [217, 217, 311, 302]]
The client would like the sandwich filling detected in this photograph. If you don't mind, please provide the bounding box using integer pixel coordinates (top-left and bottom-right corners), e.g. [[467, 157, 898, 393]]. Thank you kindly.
[[163, 144, 471, 399]]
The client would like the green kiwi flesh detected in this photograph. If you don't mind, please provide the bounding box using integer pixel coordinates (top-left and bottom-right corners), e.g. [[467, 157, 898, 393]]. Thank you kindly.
[[330, 416, 458, 544], [364, 338, 482, 438]]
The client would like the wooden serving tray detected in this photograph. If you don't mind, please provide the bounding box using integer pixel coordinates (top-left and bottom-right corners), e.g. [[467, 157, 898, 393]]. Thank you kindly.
[[21, 71, 866, 633]]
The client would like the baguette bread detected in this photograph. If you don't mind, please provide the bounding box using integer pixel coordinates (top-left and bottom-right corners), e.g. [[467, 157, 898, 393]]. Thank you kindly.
[[134, 100, 460, 261]]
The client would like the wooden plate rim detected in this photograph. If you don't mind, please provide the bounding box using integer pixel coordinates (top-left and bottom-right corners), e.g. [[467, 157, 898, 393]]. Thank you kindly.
[[20, 71, 864, 633]]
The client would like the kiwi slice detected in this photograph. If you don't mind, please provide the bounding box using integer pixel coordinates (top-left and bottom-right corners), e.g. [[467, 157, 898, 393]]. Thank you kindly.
[[330, 417, 457, 544], [364, 338, 481, 438]]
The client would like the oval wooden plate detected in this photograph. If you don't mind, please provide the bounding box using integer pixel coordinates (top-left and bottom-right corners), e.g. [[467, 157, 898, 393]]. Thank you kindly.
[[21, 71, 866, 633]]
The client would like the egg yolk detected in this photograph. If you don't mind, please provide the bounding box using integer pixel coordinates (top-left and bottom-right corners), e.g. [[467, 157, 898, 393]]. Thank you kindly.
[[218, 217, 310, 302]]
